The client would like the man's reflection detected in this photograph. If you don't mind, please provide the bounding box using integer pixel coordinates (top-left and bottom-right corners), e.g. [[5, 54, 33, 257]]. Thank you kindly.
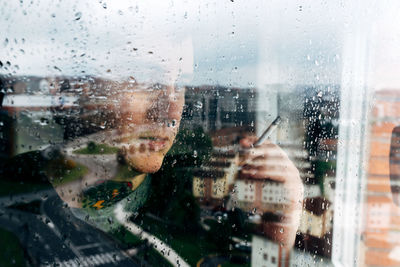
[[1, 78, 304, 265], [49, 84, 185, 212], [53, 81, 302, 245]]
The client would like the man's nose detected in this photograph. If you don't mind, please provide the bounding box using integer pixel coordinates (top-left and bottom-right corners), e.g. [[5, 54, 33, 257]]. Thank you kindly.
[[145, 92, 170, 123]]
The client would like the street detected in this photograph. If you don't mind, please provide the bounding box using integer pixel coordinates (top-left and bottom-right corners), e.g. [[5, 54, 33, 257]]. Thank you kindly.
[[0, 189, 139, 266]]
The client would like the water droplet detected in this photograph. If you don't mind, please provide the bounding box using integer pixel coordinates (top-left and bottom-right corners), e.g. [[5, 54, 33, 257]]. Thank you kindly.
[[193, 150, 198, 158], [279, 228, 284, 233], [102, 2, 107, 9], [194, 101, 203, 109], [39, 118, 49, 126], [128, 76, 136, 84], [74, 12, 82, 20]]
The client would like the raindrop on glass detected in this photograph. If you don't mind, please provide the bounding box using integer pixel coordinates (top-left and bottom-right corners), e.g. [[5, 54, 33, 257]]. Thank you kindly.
[[74, 12, 82, 20], [194, 101, 203, 109], [128, 76, 136, 84]]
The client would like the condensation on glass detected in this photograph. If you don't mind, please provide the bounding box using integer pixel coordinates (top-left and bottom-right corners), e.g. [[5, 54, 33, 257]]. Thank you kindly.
[[0, 1, 399, 267]]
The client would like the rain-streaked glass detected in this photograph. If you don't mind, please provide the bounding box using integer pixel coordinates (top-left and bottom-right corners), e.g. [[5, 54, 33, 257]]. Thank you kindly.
[[0, 1, 400, 266]]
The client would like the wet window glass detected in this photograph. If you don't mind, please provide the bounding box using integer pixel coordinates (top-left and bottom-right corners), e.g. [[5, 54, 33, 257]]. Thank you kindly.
[[1, 1, 400, 266]]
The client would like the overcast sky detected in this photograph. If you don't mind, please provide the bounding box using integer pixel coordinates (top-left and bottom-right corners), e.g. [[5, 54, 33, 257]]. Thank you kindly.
[[0, 0, 399, 89]]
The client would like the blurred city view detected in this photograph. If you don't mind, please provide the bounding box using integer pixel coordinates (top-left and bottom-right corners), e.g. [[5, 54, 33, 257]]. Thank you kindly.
[[0, 74, 332, 265], [0, 73, 398, 267]]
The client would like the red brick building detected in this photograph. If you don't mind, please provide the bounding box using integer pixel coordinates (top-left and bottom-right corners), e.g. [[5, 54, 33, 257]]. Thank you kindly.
[[363, 89, 400, 266]]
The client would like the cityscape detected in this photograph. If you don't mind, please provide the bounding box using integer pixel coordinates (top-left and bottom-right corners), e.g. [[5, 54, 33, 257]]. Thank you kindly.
[[0, 75, 399, 266]]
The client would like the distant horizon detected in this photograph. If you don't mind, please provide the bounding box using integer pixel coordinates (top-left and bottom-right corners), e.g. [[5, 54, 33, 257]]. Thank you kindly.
[[0, 74, 342, 84]]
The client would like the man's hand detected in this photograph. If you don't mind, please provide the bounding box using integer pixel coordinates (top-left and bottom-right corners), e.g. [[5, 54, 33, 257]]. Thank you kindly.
[[239, 136, 304, 250]]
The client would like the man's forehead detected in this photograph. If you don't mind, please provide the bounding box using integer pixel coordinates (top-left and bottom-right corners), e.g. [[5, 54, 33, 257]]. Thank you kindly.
[[61, 79, 184, 101], [102, 37, 194, 85]]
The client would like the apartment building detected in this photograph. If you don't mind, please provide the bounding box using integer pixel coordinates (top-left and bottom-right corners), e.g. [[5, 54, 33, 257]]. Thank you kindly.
[[363, 89, 400, 266]]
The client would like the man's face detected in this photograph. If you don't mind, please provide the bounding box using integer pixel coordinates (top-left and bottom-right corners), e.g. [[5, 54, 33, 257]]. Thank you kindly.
[[112, 84, 185, 173]]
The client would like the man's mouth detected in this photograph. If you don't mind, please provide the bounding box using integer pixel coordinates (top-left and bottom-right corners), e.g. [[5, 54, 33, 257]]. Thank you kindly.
[[138, 136, 159, 141], [137, 136, 169, 152], [112, 131, 170, 153]]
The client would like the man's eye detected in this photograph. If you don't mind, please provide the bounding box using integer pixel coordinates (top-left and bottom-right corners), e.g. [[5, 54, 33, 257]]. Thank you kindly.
[[150, 83, 166, 91]]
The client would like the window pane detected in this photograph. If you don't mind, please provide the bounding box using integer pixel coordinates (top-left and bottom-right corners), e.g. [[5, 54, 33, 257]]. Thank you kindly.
[[0, 1, 399, 267]]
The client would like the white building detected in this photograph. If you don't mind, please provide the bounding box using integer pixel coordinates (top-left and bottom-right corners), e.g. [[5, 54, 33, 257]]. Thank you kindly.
[[252, 235, 334, 267], [289, 248, 333, 267], [298, 197, 333, 239], [192, 149, 238, 207], [232, 178, 289, 214], [251, 235, 286, 267]]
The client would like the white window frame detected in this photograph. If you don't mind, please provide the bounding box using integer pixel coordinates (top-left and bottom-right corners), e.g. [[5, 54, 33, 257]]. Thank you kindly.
[[332, 2, 374, 266]]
